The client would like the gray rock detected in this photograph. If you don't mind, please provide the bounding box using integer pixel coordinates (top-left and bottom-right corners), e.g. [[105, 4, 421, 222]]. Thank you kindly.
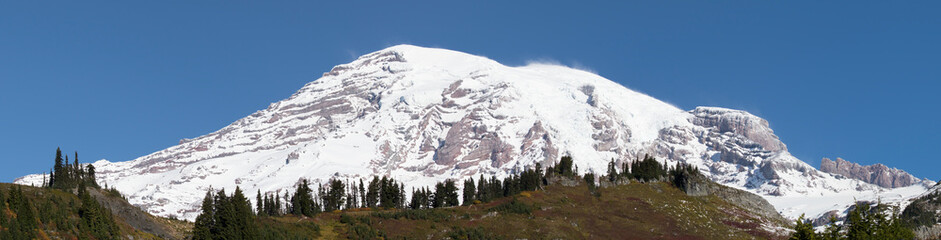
[[820, 157, 922, 188]]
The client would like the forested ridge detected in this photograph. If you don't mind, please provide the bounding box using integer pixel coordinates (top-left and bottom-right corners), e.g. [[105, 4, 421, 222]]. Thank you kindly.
[[0, 148, 169, 239]]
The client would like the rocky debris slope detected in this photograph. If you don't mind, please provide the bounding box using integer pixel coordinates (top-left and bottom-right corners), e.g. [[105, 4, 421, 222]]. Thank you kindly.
[[15, 45, 934, 222], [820, 157, 926, 188], [88, 188, 185, 240], [681, 173, 786, 224], [903, 183, 941, 240]]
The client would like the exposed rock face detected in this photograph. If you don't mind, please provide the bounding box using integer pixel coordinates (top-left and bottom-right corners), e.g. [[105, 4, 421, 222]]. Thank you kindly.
[[690, 107, 787, 152], [820, 158, 922, 188]]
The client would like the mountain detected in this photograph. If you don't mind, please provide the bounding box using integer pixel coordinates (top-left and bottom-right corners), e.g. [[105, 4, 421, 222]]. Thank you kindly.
[[15, 45, 934, 222], [820, 157, 924, 188]]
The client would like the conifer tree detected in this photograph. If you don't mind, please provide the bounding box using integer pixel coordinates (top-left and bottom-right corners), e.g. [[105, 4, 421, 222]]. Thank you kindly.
[[290, 179, 319, 217], [358, 179, 366, 208], [558, 156, 574, 176], [462, 178, 476, 206], [193, 190, 215, 240], [52, 148, 67, 188], [789, 214, 817, 240], [231, 187, 257, 238], [366, 176, 379, 208], [444, 179, 459, 207], [324, 178, 345, 211], [607, 159, 619, 183], [256, 190, 264, 216], [476, 175, 488, 202]]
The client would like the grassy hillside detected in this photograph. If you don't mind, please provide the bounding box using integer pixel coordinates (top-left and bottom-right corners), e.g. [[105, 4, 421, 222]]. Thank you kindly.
[[2, 179, 790, 239], [0, 183, 179, 239], [268, 181, 789, 240]]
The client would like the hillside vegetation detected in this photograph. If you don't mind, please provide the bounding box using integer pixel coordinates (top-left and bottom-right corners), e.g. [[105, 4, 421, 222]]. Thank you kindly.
[[194, 156, 789, 239], [324, 181, 788, 239], [0, 183, 173, 239]]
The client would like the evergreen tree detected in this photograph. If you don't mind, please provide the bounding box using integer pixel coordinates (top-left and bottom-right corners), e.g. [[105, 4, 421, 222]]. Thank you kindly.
[[489, 176, 502, 200], [790, 214, 818, 240], [324, 178, 346, 211], [86, 164, 98, 187], [52, 147, 64, 188], [476, 175, 488, 202], [256, 190, 264, 216], [290, 179, 319, 217], [408, 188, 419, 209], [398, 183, 407, 209], [630, 155, 667, 182], [557, 156, 574, 176], [462, 178, 476, 206], [275, 192, 282, 216], [584, 172, 600, 197], [607, 159, 619, 183], [193, 191, 215, 240], [358, 179, 366, 209], [432, 182, 445, 208], [6, 186, 38, 239], [192, 187, 258, 239], [231, 187, 257, 238], [444, 179, 459, 207], [366, 176, 379, 208], [844, 203, 914, 240], [379, 177, 392, 208], [820, 216, 842, 240]]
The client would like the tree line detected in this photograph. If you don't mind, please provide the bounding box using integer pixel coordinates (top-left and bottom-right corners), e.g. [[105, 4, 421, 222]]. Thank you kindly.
[[191, 154, 703, 239], [790, 202, 914, 240]]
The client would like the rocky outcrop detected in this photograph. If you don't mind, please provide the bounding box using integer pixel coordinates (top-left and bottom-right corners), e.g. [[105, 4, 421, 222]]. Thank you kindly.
[[820, 158, 922, 188], [682, 174, 786, 223], [690, 107, 787, 152]]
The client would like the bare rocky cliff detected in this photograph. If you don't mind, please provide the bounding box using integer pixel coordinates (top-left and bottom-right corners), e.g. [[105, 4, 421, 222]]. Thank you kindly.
[[820, 157, 924, 188]]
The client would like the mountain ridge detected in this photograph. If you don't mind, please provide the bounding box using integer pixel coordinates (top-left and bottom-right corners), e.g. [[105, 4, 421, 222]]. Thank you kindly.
[[820, 157, 925, 188]]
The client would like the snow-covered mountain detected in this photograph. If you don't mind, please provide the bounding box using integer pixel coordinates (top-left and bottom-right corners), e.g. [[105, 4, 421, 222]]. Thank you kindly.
[[15, 45, 934, 221]]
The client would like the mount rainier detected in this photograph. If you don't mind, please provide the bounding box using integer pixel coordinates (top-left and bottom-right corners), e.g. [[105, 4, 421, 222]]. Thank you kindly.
[[16, 45, 934, 222]]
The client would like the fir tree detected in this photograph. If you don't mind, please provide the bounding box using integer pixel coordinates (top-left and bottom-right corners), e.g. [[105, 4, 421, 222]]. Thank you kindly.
[[476, 175, 488, 202], [193, 190, 215, 240], [290, 179, 319, 217], [324, 178, 345, 212], [557, 156, 574, 176], [607, 159, 619, 183], [789, 214, 817, 240], [462, 178, 476, 206], [256, 190, 264, 216], [366, 176, 379, 208], [358, 179, 366, 209]]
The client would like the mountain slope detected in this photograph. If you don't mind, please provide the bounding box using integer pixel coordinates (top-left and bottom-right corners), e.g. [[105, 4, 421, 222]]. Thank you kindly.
[[16, 45, 934, 222], [0, 183, 186, 239], [902, 183, 941, 239], [316, 180, 789, 239]]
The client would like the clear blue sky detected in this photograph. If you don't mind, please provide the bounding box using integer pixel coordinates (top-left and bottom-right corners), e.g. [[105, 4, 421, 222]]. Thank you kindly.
[[1, 1, 938, 182]]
